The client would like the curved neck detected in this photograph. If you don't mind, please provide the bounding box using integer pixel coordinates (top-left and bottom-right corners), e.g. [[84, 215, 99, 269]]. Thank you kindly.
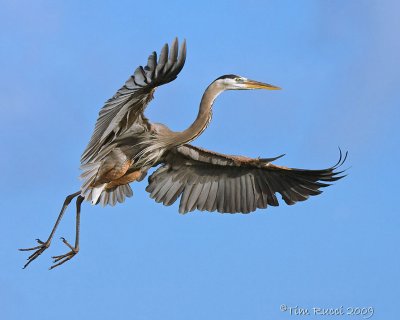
[[163, 81, 225, 147]]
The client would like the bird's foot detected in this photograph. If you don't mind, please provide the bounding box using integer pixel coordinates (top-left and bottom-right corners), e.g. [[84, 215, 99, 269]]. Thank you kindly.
[[50, 237, 79, 270], [19, 238, 51, 269]]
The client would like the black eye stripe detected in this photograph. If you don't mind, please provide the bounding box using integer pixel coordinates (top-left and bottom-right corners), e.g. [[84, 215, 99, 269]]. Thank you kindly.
[[214, 74, 239, 81]]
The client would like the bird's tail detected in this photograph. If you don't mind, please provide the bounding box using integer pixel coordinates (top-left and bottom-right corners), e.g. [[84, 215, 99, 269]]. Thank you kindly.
[[82, 184, 133, 207], [91, 184, 107, 205], [80, 162, 134, 207]]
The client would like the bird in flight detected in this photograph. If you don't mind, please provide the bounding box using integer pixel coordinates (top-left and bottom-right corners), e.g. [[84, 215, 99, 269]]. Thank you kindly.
[[20, 38, 346, 269]]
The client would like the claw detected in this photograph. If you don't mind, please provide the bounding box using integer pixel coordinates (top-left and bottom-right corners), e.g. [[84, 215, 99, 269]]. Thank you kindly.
[[61, 237, 75, 251]]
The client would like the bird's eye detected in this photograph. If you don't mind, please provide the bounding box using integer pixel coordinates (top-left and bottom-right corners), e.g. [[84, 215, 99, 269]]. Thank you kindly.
[[235, 77, 243, 82]]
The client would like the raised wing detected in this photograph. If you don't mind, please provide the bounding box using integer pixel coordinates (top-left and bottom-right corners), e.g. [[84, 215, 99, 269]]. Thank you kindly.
[[146, 145, 347, 214], [81, 38, 187, 164]]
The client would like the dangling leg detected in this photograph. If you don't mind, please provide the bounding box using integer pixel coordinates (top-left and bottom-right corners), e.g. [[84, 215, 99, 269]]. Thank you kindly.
[[50, 195, 84, 269], [19, 191, 81, 269]]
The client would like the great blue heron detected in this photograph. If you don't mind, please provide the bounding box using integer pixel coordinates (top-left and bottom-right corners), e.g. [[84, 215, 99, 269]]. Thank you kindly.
[[20, 38, 346, 269]]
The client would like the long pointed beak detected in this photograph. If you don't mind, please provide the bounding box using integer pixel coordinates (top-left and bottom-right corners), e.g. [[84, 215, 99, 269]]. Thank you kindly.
[[244, 79, 281, 90]]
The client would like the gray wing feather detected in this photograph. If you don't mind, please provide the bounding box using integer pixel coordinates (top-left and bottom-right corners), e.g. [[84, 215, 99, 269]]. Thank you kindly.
[[146, 145, 347, 214], [205, 180, 218, 212], [155, 177, 173, 203], [179, 183, 194, 213], [164, 180, 185, 206], [187, 183, 204, 212], [151, 177, 166, 200], [197, 181, 212, 211], [216, 179, 225, 213], [81, 38, 187, 164], [240, 175, 248, 213], [259, 172, 279, 206], [246, 174, 256, 212]]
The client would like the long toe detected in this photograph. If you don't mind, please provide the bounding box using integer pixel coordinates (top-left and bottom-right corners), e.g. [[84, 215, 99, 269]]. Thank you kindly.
[[19, 239, 51, 269], [19, 238, 48, 251], [49, 237, 79, 269], [50, 251, 77, 270]]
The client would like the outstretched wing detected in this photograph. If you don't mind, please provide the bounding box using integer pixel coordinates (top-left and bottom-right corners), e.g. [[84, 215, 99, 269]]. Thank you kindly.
[[146, 145, 347, 214], [81, 38, 187, 164]]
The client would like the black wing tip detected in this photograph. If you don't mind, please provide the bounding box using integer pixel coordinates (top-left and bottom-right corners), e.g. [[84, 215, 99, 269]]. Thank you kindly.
[[315, 148, 349, 186], [330, 147, 349, 176], [181, 38, 187, 49], [177, 38, 187, 62], [166, 37, 186, 56], [151, 37, 187, 84], [334, 147, 348, 168]]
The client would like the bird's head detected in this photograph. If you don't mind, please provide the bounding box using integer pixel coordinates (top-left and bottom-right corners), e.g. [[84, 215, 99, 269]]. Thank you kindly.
[[213, 74, 281, 91]]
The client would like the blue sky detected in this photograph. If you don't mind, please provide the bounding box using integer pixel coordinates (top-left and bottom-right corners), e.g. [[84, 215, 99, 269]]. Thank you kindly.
[[1, 1, 399, 319]]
